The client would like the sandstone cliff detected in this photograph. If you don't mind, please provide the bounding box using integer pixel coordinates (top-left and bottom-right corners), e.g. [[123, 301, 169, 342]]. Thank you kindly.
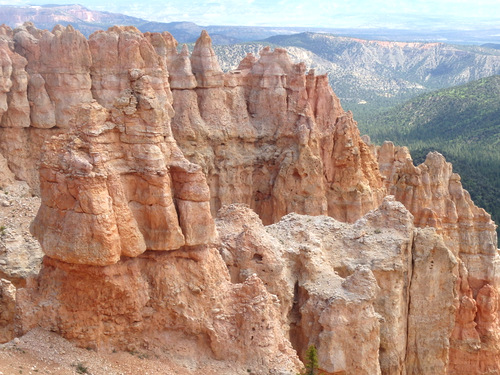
[[1, 24, 300, 374], [374, 140, 500, 374], [0, 24, 498, 375], [167, 31, 385, 225], [217, 198, 458, 375]]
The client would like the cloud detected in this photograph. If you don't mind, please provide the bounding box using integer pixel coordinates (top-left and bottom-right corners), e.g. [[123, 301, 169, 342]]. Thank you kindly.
[[20, 0, 500, 28], [0, 0, 28, 4]]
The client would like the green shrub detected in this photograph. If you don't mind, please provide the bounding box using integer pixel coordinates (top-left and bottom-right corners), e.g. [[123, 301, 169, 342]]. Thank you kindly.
[[297, 344, 321, 375]]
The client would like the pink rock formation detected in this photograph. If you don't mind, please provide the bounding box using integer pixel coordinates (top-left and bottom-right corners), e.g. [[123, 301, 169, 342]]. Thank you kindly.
[[0, 42, 29, 128], [405, 229, 458, 374], [168, 44, 197, 89], [374, 141, 500, 374], [190, 30, 224, 88], [169, 39, 385, 225], [0, 23, 88, 189], [7, 26, 300, 374], [0, 25, 50, 189], [15, 23, 93, 128], [29, 26, 216, 266], [17, 248, 300, 373], [217, 197, 458, 375], [217, 203, 382, 375], [0, 25, 498, 375], [376, 142, 497, 258], [1, 25, 386, 226]]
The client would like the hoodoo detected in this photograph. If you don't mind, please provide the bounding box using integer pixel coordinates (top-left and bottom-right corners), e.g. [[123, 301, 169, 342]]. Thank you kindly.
[[0, 24, 498, 374]]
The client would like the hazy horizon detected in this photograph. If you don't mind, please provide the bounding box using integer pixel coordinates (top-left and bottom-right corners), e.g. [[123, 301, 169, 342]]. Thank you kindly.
[[2, 0, 500, 30]]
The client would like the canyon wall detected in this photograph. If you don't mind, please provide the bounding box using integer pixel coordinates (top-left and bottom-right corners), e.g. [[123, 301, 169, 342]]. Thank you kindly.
[[374, 141, 500, 373], [1, 24, 301, 374], [0, 23, 498, 374], [167, 31, 385, 225], [217, 198, 458, 375]]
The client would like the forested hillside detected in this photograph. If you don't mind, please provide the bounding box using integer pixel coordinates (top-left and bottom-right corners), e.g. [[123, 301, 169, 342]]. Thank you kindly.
[[362, 75, 500, 232]]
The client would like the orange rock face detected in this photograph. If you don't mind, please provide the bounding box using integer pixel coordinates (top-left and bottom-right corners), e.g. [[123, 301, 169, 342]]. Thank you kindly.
[[216, 198, 458, 375], [374, 141, 500, 374], [17, 248, 300, 373], [0, 23, 498, 375], [5, 25, 300, 374], [169, 39, 385, 225], [1, 23, 385, 226], [25, 26, 216, 266]]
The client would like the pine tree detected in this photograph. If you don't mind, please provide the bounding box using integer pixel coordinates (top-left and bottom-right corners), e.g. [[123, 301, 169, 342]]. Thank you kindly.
[[304, 344, 319, 375]]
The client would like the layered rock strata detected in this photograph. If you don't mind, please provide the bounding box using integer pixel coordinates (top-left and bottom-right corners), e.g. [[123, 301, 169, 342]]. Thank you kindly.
[[216, 198, 458, 375], [17, 249, 300, 374], [22, 25, 217, 266], [375, 141, 500, 374], [167, 32, 385, 225], [0, 23, 498, 375], [1, 25, 300, 373], [1, 22, 385, 222]]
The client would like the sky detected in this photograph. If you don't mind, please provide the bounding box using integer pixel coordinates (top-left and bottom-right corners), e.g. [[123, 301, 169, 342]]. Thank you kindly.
[[3, 0, 500, 29]]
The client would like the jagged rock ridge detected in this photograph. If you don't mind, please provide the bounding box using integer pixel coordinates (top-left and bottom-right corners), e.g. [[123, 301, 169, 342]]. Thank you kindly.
[[0, 23, 498, 375]]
